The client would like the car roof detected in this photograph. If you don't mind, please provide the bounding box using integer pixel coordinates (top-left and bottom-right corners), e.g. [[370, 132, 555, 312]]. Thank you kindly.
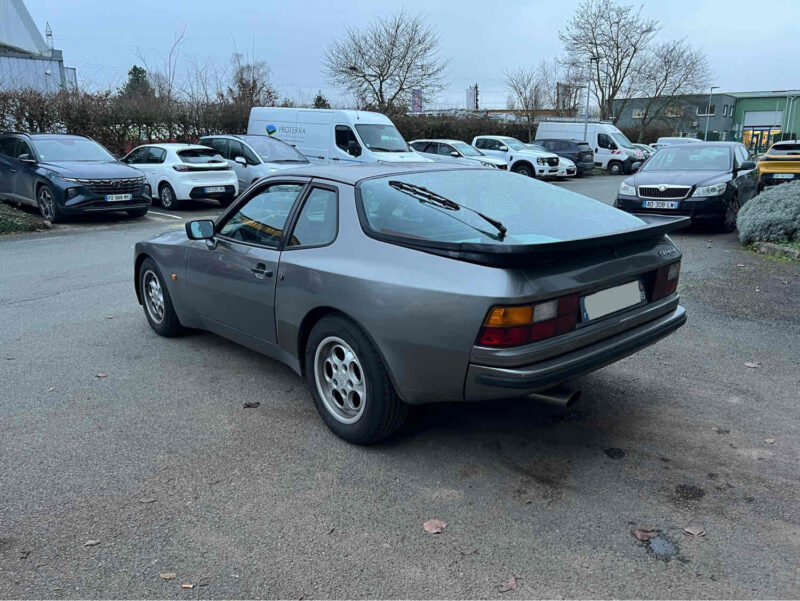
[[273, 162, 479, 185], [537, 138, 588, 144], [139, 143, 211, 150], [26, 133, 89, 140], [411, 139, 468, 145]]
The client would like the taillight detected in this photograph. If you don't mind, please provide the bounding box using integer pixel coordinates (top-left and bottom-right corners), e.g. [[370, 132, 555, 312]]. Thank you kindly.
[[652, 261, 681, 300], [172, 164, 189, 172], [478, 293, 581, 348]]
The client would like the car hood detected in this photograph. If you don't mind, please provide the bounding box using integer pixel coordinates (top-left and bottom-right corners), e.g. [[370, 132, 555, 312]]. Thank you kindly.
[[262, 161, 310, 172], [516, 147, 559, 159], [40, 160, 144, 178], [470, 156, 507, 166], [629, 170, 729, 187], [373, 151, 433, 162]]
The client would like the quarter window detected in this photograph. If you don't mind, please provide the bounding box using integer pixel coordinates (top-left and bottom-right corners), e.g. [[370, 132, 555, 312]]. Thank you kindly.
[[218, 182, 305, 247], [287, 187, 338, 248], [203, 138, 229, 159], [146, 147, 166, 163], [17, 140, 33, 159]]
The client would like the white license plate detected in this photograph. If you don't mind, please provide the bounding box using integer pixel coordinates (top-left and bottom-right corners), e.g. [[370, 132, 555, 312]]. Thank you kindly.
[[581, 280, 646, 322], [205, 186, 226, 193], [105, 193, 132, 202], [773, 174, 794, 179], [643, 200, 678, 209]]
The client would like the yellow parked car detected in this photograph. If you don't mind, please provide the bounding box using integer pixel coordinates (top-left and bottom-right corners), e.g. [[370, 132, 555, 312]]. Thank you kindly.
[[758, 141, 800, 187]]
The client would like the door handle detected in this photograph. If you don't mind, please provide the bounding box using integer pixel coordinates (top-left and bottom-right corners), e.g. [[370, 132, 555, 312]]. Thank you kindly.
[[251, 263, 273, 279], [9, 168, 16, 173]]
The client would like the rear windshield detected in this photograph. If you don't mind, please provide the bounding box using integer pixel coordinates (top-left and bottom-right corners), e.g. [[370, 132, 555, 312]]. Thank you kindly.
[[357, 169, 643, 246], [576, 142, 591, 149], [642, 146, 731, 171], [178, 148, 226, 164], [768, 143, 800, 154]]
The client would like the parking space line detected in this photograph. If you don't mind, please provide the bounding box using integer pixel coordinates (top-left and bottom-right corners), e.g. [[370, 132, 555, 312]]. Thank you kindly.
[[148, 211, 184, 220]]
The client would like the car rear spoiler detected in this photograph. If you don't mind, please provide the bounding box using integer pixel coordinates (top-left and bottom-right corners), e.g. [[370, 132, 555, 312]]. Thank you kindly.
[[384, 214, 690, 267]]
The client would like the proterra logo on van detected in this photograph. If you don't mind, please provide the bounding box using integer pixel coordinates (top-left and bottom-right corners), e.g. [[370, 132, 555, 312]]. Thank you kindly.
[[266, 123, 307, 146]]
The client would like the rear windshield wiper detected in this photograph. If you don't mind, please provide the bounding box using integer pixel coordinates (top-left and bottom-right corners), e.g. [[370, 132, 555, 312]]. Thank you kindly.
[[388, 180, 507, 240]]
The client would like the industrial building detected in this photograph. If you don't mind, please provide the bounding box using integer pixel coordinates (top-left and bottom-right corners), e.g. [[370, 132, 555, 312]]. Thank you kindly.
[[0, 0, 77, 92]]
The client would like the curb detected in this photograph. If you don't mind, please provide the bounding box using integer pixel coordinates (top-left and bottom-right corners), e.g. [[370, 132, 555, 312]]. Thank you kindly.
[[755, 242, 800, 261]]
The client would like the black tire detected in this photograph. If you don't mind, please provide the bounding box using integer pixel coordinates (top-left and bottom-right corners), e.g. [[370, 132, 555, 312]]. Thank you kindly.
[[305, 314, 408, 444], [37, 182, 65, 223], [127, 207, 148, 218], [719, 194, 740, 233], [512, 163, 535, 178], [138, 257, 182, 336], [608, 161, 623, 175], [158, 183, 181, 210]]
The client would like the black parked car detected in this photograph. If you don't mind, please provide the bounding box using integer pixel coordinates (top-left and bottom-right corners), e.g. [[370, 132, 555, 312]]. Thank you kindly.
[[535, 139, 595, 174], [615, 142, 759, 232], [0, 133, 151, 223]]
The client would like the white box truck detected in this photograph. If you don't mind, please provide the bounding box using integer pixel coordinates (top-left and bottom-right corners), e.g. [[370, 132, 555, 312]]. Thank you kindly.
[[535, 121, 644, 175], [247, 108, 429, 164]]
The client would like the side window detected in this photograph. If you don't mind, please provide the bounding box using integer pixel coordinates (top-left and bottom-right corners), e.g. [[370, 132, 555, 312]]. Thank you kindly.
[[146, 147, 166, 163], [409, 142, 426, 152], [204, 138, 229, 159], [335, 125, 359, 154], [540, 140, 553, 151], [287, 187, 338, 248], [473, 139, 486, 149], [241, 143, 259, 165], [17, 139, 33, 159], [597, 133, 616, 150], [437, 143, 454, 156], [124, 148, 145, 164], [0, 137, 18, 157], [482, 139, 500, 151], [556, 141, 570, 152], [228, 140, 245, 161], [218, 182, 305, 247]]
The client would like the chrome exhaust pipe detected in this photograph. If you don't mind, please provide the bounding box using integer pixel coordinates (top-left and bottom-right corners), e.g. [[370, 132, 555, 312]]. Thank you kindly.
[[527, 386, 582, 408]]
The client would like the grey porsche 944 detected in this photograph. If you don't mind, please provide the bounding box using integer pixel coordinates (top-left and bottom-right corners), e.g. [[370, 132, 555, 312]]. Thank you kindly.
[[134, 164, 686, 443]]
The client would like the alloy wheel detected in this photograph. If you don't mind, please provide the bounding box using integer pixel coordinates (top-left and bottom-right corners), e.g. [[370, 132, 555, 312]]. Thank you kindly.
[[314, 336, 367, 424], [160, 186, 174, 208], [38, 187, 55, 221], [143, 269, 165, 324]]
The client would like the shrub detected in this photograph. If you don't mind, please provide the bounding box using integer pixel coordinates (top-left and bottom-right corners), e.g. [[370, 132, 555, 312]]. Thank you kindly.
[[737, 181, 800, 245]]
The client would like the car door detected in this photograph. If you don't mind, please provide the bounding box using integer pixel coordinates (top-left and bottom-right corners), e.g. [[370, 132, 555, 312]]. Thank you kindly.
[[0, 136, 18, 198], [476, 138, 506, 160], [227, 139, 251, 188], [12, 138, 38, 202], [332, 125, 363, 163], [736, 145, 758, 200], [143, 147, 167, 192], [596, 133, 616, 168], [123, 147, 155, 189], [184, 179, 308, 343]]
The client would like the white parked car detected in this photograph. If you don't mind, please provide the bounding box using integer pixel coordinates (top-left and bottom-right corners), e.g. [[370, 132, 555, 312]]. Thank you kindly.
[[122, 143, 238, 210], [471, 135, 560, 177], [555, 156, 577, 178], [409, 139, 508, 169], [535, 121, 644, 175], [197, 134, 310, 191]]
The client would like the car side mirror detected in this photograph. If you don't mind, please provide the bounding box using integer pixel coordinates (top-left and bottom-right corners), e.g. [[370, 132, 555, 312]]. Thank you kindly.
[[234, 156, 247, 167], [347, 140, 362, 157], [630, 161, 642, 173], [740, 160, 756, 171], [498, 145, 508, 152], [185, 219, 215, 240], [450, 151, 460, 157], [19, 153, 36, 163]]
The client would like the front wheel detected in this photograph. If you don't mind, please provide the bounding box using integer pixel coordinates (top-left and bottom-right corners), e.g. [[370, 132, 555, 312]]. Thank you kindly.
[[37, 183, 64, 223], [720, 194, 740, 233], [138, 258, 182, 336], [159, 183, 181, 210], [608, 161, 623, 175], [512, 163, 535, 178], [305, 315, 408, 444]]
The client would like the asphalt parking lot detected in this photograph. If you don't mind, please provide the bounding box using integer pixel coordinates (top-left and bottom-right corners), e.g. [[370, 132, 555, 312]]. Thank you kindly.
[[1, 176, 799, 598]]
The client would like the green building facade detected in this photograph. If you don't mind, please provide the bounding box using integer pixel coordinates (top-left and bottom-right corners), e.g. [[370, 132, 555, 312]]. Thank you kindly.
[[730, 91, 800, 153]]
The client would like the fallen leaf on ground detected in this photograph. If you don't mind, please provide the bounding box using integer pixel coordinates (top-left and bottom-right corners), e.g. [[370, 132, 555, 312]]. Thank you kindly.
[[498, 576, 517, 593], [327, 527, 335, 535], [48, 386, 55, 392], [684, 525, 706, 537], [96, 373, 108, 378], [160, 572, 177, 580], [243, 401, 260, 409], [198, 578, 210, 587], [764, 438, 776, 444], [139, 498, 156, 504], [736, 264, 746, 267], [744, 362, 761, 369], [84, 539, 101, 547], [632, 528, 659, 541], [423, 518, 447, 534], [181, 583, 194, 589]]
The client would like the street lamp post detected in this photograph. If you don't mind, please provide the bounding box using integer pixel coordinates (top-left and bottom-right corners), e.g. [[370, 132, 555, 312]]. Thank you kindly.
[[583, 55, 600, 143], [704, 86, 719, 141]]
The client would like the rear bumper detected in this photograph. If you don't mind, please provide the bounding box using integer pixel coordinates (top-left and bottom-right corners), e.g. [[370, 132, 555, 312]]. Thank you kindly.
[[464, 305, 686, 401], [760, 173, 798, 186], [188, 184, 237, 200]]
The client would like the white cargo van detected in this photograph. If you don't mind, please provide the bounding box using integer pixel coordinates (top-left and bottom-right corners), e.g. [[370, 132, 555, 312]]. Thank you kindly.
[[535, 121, 644, 175], [247, 108, 428, 164]]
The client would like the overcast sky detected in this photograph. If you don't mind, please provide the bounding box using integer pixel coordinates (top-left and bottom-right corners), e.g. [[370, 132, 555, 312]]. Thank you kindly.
[[25, 0, 800, 108]]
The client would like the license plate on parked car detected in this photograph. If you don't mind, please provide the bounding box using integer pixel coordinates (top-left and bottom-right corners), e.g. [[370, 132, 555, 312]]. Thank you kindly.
[[106, 193, 132, 202], [773, 174, 794, 179], [643, 200, 678, 209], [204, 186, 226, 193], [580, 280, 646, 322]]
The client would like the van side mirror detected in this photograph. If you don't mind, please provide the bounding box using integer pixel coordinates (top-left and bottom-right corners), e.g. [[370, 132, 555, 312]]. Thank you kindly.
[[234, 156, 247, 167], [347, 140, 362, 157], [185, 219, 215, 240]]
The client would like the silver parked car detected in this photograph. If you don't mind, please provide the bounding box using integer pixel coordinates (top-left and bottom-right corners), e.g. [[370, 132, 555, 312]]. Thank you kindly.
[[409, 139, 508, 169], [134, 164, 687, 443]]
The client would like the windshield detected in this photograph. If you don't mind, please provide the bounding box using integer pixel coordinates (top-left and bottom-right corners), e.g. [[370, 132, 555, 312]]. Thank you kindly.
[[178, 148, 226, 164], [611, 132, 635, 149], [452, 142, 482, 157], [500, 138, 527, 151], [34, 138, 115, 162], [357, 169, 643, 246], [237, 135, 309, 163], [642, 146, 731, 171], [354, 124, 409, 152]]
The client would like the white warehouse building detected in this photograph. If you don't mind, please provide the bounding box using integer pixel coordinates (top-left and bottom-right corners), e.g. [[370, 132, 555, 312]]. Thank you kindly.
[[0, 0, 77, 92]]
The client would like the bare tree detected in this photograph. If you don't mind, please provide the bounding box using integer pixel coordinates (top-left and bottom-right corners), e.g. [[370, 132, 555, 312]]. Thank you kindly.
[[539, 58, 584, 116], [560, 0, 659, 121], [632, 39, 711, 141], [503, 67, 545, 141], [323, 11, 449, 114]]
